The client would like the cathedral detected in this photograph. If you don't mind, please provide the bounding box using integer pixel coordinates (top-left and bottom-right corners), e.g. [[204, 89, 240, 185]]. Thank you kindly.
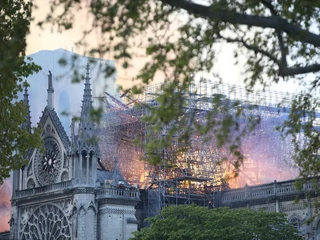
[[2, 52, 320, 240], [8, 64, 140, 240]]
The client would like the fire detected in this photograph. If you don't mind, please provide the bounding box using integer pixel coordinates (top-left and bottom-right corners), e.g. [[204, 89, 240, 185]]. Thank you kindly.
[[98, 86, 300, 192], [224, 156, 299, 189], [97, 131, 299, 191]]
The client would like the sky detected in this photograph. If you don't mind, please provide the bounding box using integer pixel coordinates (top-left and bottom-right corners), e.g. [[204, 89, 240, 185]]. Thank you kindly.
[[23, 48, 116, 134], [26, 1, 303, 95], [26, 0, 145, 88], [26, 1, 88, 54], [25, 0, 248, 91]]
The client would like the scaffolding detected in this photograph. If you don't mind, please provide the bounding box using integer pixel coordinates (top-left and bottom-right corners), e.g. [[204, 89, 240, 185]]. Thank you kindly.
[[96, 79, 300, 218]]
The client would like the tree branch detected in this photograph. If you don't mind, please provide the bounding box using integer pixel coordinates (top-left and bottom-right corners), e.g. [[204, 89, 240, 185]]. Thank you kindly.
[[279, 64, 320, 77], [260, 0, 288, 68], [260, 0, 278, 15], [160, 0, 320, 47], [216, 32, 280, 64], [216, 29, 320, 77]]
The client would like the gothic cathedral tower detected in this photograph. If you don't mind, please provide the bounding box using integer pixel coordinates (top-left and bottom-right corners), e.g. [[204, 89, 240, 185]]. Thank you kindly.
[[10, 71, 73, 239], [68, 63, 99, 239], [10, 64, 139, 240]]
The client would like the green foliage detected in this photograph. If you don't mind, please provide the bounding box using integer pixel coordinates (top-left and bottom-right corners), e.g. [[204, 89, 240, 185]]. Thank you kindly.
[[131, 205, 302, 240], [0, 0, 41, 183], [46, 0, 320, 178]]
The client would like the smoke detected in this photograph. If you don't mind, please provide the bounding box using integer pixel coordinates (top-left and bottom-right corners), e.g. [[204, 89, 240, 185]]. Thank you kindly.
[[227, 158, 299, 188], [0, 178, 12, 232], [226, 117, 299, 188]]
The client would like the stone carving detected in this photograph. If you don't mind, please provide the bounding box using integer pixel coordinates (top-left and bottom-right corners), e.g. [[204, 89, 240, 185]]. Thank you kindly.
[[280, 202, 306, 212], [63, 153, 69, 168], [27, 161, 33, 177], [87, 201, 97, 213], [46, 124, 51, 133], [61, 171, 69, 182], [27, 178, 35, 189], [289, 214, 301, 228], [252, 204, 276, 212], [38, 108, 70, 149], [57, 198, 73, 217], [99, 207, 135, 215], [73, 187, 95, 194], [98, 198, 139, 205], [20, 204, 71, 240], [20, 207, 32, 227]]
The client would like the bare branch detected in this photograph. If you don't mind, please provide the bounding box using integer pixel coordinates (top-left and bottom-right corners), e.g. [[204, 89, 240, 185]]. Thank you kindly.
[[160, 0, 320, 47], [216, 32, 280, 64], [217, 30, 320, 77]]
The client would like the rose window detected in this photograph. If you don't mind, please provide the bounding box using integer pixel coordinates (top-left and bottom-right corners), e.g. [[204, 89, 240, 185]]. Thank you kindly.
[[21, 204, 71, 240], [35, 138, 62, 186]]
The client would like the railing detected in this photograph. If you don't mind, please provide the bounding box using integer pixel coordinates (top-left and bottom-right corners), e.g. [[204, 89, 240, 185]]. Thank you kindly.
[[15, 180, 73, 198], [96, 187, 140, 200], [220, 188, 246, 202], [220, 179, 318, 204], [14, 180, 140, 200]]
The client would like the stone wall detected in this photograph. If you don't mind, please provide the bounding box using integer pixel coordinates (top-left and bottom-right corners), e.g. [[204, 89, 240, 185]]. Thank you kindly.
[[215, 179, 320, 239], [73, 190, 97, 240], [98, 203, 138, 240]]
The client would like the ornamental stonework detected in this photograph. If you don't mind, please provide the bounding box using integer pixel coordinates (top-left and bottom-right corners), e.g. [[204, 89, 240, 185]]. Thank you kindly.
[[280, 202, 306, 212], [20, 204, 71, 240], [27, 178, 35, 189], [100, 207, 135, 215], [34, 137, 62, 186], [27, 162, 33, 177]]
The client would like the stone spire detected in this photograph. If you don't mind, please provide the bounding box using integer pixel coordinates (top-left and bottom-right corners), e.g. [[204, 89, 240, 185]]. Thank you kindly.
[[113, 157, 120, 176], [80, 64, 92, 121], [78, 63, 94, 142], [111, 156, 128, 187], [47, 71, 54, 109], [112, 156, 120, 186], [22, 82, 32, 131], [71, 63, 98, 185], [70, 119, 75, 139]]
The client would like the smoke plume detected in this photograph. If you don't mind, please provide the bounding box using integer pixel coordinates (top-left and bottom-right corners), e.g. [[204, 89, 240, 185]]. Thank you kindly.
[[0, 179, 12, 232]]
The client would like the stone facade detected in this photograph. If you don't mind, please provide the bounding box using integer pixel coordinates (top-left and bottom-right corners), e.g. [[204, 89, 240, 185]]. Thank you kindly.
[[213, 179, 320, 239], [9, 65, 139, 240], [6, 62, 320, 240]]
